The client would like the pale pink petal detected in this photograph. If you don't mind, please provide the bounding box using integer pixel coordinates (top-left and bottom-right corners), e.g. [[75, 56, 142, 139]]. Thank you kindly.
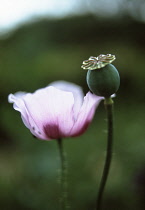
[[22, 86, 75, 139], [8, 93, 30, 128], [49, 81, 84, 119], [8, 81, 104, 140], [8, 93, 47, 139], [50, 80, 83, 98], [69, 92, 103, 137]]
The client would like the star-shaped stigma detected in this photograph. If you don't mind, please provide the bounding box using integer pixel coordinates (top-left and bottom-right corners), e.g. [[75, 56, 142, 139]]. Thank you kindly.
[[81, 54, 116, 70]]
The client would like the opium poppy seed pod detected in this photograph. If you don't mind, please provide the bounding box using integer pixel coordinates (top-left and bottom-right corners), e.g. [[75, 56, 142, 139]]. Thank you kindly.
[[82, 54, 120, 97]]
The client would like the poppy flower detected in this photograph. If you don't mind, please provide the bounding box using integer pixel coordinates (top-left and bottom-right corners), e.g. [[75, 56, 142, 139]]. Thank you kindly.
[[8, 81, 103, 140]]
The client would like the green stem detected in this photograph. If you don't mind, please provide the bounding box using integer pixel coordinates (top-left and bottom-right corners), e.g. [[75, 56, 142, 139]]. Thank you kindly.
[[96, 97, 114, 210], [57, 138, 68, 210]]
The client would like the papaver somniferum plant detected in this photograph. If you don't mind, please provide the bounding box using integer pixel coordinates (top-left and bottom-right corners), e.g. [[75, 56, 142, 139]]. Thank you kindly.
[[8, 81, 103, 140], [82, 53, 120, 210], [8, 80, 103, 210]]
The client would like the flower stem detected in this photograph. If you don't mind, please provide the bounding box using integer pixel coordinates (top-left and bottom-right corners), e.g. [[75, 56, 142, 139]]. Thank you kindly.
[[57, 138, 69, 210], [96, 97, 114, 210]]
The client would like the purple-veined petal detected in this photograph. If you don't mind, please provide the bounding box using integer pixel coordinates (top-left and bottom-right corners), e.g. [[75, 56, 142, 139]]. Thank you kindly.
[[8, 93, 30, 129], [8, 81, 104, 140], [22, 86, 75, 139], [8, 93, 48, 139], [69, 92, 103, 136], [49, 81, 84, 120]]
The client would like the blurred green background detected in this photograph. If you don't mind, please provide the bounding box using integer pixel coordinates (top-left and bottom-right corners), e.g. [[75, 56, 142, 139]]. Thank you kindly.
[[0, 1, 145, 209]]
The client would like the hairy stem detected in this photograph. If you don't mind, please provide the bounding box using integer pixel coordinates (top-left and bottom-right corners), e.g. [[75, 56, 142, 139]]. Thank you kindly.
[[96, 97, 114, 210], [57, 138, 68, 210]]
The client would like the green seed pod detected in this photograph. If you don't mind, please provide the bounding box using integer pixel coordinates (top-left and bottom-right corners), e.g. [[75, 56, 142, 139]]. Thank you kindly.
[[86, 64, 120, 97]]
